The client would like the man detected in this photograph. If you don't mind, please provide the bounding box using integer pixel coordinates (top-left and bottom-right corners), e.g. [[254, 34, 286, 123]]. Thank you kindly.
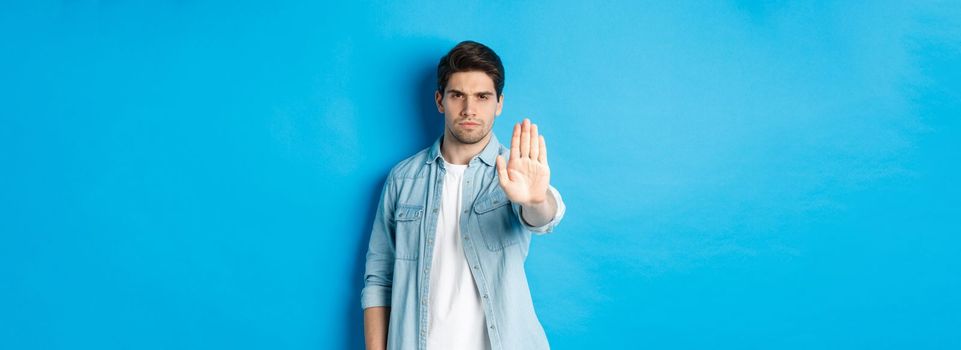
[[362, 40, 566, 350]]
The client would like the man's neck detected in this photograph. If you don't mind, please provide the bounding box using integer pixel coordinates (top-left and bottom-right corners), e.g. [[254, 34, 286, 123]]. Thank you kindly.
[[440, 131, 490, 165]]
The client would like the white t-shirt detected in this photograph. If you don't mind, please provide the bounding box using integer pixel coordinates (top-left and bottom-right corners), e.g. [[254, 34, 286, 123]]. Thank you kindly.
[[426, 161, 491, 350]]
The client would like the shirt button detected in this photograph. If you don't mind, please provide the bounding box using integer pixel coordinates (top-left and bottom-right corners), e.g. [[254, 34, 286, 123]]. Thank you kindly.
[[433, 208, 438, 213], [483, 294, 488, 299], [490, 325, 495, 329], [463, 236, 469, 240], [463, 209, 468, 213], [473, 265, 478, 270]]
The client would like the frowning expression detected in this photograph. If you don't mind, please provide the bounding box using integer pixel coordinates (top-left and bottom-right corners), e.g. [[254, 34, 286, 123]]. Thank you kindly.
[[435, 71, 504, 145]]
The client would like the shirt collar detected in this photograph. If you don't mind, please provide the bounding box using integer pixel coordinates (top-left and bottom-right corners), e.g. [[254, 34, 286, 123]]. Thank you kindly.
[[427, 132, 501, 167]]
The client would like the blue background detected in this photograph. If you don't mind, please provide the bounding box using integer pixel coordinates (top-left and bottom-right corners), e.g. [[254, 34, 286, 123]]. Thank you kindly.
[[2, 1, 959, 349]]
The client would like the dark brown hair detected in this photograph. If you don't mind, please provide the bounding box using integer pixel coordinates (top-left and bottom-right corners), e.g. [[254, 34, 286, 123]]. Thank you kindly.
[[436, 40, 505, 98]]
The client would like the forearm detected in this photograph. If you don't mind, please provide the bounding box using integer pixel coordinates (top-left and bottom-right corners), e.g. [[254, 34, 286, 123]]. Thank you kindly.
[[364, 306, 390, 350], [520, 188, 558, 227]]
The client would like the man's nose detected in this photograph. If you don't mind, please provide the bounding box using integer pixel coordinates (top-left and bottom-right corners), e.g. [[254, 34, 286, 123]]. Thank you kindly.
[[461, 97, 475, 116]]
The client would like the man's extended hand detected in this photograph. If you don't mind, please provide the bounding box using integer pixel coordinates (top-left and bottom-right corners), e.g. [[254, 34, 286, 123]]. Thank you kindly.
[[495, 118, 550, 206]]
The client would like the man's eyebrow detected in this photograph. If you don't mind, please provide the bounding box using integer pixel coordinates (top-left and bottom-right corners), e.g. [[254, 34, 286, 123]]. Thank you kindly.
[[447, 89, 494, 96]]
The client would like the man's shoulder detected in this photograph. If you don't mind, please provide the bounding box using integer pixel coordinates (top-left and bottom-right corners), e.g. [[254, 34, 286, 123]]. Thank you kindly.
[[387, 146, 432, 181], [496, 143, 510, 156]]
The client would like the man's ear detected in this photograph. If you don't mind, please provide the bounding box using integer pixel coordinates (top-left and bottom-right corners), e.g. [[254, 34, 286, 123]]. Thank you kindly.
[[435, 90, 444, 113], [495, 93, 504, 116]]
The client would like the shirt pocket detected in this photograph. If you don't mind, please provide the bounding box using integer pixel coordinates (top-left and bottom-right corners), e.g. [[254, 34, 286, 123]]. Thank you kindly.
[[394, 204, 423, 260], [472, 189, 518, 251]]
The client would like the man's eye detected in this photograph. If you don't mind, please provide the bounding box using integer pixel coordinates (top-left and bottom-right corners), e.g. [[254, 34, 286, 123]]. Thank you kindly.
[[479, 95, 489, 100]]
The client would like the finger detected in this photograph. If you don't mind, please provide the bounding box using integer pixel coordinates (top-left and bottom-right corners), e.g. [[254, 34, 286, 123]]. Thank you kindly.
[[496, 155, 511, 183], [539, 135, 548, 165], [510, 122, 520, 160], [530, 123, 540, 161], [520, 118, 530, 158]]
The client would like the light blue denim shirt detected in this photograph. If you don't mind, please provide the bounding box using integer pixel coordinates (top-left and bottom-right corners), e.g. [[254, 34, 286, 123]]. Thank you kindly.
[[361, 132, 566, 350]]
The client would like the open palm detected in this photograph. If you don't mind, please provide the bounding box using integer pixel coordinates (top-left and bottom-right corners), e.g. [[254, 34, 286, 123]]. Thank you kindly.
[[496, 118, 550, 206]]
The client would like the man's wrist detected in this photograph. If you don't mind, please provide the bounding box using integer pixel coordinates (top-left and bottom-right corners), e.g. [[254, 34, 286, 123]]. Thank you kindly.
[[519, 188, 557, 228], [521, 189, 551, 208]]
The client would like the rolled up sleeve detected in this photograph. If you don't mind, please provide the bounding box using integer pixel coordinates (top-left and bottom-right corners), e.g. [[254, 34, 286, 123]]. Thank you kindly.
[[513, 185, 566, 235], [361, 174, 397, 309]]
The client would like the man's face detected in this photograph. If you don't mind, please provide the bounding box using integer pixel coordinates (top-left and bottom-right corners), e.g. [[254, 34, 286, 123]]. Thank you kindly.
[[435, 71, 503, 145]]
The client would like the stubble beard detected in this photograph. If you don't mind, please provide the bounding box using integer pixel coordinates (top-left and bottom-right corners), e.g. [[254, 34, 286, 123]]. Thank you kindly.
[[448, 122, 490, 145]]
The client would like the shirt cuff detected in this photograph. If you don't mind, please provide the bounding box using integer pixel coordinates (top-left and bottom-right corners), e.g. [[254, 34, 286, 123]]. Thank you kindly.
[[361, 284, 392, 309]]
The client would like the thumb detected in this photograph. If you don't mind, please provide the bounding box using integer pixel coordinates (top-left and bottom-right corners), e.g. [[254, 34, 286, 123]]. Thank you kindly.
[[496, 155, 510, 185]]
